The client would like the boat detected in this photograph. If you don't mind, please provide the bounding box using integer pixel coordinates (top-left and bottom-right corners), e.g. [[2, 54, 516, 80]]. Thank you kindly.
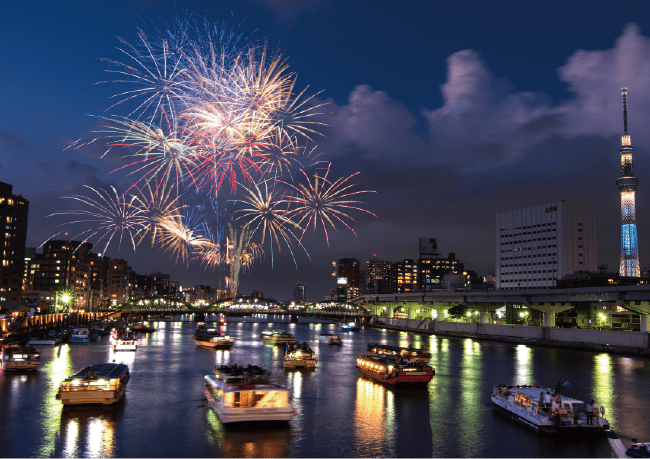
[[491, 384, 610, 435], [283, 341, 317, 369], [318, 333, 342, 345], [132, 322, 156, 333], [367, 342, 431, 363], [1, 344, 41, 371], [340, 321, 360, 331], [356, 354, 434, 385], [194, 323, 234, 348], [69, 327, 92, 343], [626, 441, 650, 458], [28, 330, 63, 345], [204, 364, 293, 424], [56, 363, 130, 405], [260, 329, 295, 344], [111, 328, 138, 352]]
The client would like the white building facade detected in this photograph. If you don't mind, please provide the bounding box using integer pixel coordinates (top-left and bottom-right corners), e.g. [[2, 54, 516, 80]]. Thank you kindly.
[[496, 201, 597, 290]]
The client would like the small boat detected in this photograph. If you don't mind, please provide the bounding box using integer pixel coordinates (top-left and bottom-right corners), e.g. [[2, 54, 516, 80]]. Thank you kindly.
[[340, 322, 360, 331], [318, 334, 342, 345], [367, 343, 431, 363], [69, 327, 92, 343], [491, 384, 610, 435], [56, 363, 130, 405], [283, 341, 317, 369], [1, 344, 41, 371], [194, 323, 234, 348], [356, 354, 434, 385], [111, 328, 138, 352], [132, 323, 156, 333], [28, 330, 63, 346], [626, 441, 650, 458], [260, 329, 295, 344], [204, 364, 293, 424]]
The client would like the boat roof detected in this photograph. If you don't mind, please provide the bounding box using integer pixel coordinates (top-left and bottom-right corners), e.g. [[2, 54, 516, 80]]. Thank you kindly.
[[2, 344, 39, 355], [205, 374, 288, 392], [368, 343, 430, 354], [494, 384, 584, 403], [66, 363, 129, 381]]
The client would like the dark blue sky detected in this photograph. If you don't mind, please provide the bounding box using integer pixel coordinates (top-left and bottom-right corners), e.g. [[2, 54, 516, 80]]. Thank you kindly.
[[3, 0, 650, 300]]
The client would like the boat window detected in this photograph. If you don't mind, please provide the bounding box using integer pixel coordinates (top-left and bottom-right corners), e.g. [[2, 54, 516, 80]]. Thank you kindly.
[[563, 403, 571, 410], [573, 403, 586, 412]]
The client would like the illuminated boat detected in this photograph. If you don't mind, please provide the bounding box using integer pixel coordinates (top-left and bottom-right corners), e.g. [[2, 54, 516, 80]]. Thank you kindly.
[[491, 384, 610, 435], [340, 322, 360, 331], [318, 333, 342, 345], [194, 323, 234, 348], [1, 344, 41, 371], [56, 363, 130, 405], [111, 328, 138, 352], [69, 327, 92, 343], [204, 364, 293, 423], [132, 322, 156, 333], [367, 342, 431, 363], [28, 330, 63, 345], [356, 354, 434, 385], [283, 341, 317, 369], [260, 329, 295, 344]]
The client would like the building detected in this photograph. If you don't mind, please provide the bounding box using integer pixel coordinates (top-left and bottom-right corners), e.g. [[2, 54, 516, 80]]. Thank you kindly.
[[418, 253, 462, 290], [617, 88, 640, 277], [496, 201, 597, 290], [337, 258, 360, 299], [106, 259, 130, 306], [366, 257, 392, 293], [0, 182, 29, 304], [392, 259, 418, 293], [293, 282, 306, 304]]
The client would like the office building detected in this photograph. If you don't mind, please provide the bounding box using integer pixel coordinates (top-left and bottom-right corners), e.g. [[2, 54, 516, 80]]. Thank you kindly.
[[0, 182, 29, 304]]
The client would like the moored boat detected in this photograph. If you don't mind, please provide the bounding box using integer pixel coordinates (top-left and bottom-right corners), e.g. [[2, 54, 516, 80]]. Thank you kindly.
[[56, 363, 130, 405], [194, 323, 234, 348], [204, 364, 293, 424], [132, 322, 156, 333], [1, 344, 41, 371], [28, 330, 64, 346], [260, 329, 295, 344], [367, 342, 431, 363], [491, 384, 610, 435], [356, 354, 434, 385], [283, 341, 317, 369], [69, 327, 92, 343], [111, 328, 138, 352], [626, 441, 650, 458], [318, 333, 342, 345]]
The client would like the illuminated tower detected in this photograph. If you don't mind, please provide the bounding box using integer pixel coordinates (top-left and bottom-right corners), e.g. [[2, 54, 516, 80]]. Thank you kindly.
[[617, 88, 640, 277]]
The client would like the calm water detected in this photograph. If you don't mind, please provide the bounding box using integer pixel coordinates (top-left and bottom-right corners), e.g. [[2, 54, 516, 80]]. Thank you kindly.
[[1, 316, 649, 458]]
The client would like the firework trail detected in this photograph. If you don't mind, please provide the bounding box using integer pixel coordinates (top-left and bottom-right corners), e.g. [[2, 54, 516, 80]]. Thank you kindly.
[[279, 163, 377, 247]]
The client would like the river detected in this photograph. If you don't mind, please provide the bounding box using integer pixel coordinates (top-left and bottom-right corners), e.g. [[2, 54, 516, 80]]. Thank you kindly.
[[1, 315, 649, 457]]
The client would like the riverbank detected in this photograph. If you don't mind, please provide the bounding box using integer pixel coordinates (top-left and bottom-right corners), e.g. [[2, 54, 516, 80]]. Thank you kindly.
[[369, 318, 650, 357]]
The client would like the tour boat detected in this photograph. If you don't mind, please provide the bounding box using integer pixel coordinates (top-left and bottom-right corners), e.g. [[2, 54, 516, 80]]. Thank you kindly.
[[1, 344, 41, 371], [56, 363, 130, 405], [260, 329, 295, 344], [111, 328, 138, 352], [283, 341, 317, 369], [340, 322, 360, 331], [318, 333, 342, 345], [68, 327, 92, 343], [367, 342, 431, 363], [491, 384, 610, 435], [194, 323, 234, 348], [132, 322, 156, 333], [204, 364, 293, 424], [356, 354, 434, 385]]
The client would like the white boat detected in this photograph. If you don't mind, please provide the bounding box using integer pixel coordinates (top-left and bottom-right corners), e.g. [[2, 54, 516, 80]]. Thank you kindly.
[[1, 344, 41, 371], [56, 363, 130, 405], [340, 322, 360, 331], [283, 342, 317, 369], [260, 329, 295, 344], [318, 334, 342, 345], [69, 327, 92, 343], [491, 384, 610, 435], [28, 330, 63, 345], [194, 323, 234, 348], [111, 328, 137, 352], [204, 364, 293, 424]]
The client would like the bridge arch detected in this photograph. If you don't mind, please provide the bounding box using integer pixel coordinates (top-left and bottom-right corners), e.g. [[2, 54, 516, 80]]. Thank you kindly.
[[208, 296, 288, 313]]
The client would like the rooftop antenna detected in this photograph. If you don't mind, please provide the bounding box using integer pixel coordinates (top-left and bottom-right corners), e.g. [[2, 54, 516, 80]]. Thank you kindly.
[[622, 87, 628, 135]]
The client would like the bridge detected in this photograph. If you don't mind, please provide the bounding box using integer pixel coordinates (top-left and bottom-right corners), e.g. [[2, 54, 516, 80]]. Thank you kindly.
[[351, 284, 650, 331]]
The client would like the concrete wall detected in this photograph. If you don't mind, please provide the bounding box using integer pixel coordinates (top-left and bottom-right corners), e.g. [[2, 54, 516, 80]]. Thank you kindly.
[[373, 317, 649, 348]]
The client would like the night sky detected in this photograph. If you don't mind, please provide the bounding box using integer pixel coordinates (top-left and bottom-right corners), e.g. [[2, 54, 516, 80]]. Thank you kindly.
[[3, 1, 650, 301]]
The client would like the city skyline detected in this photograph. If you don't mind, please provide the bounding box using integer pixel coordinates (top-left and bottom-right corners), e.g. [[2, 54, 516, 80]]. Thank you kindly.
[[3, 1, 650, 299]]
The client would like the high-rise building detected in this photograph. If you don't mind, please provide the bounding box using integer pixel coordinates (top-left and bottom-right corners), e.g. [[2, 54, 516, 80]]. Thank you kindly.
[[293, 282, 306, 304], [392, 259, 418, 293], [107, 259, 130, 306], [496, 201, 597, 290], [617, 88, 640, 277], [418, 253, 462, 289], [366, 256, 392, 293], [337, 258, 360, 298], [0, 182, 29, 304]]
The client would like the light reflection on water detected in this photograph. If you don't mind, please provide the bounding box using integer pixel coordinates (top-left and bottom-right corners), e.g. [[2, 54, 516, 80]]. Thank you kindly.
[[352, 378, 387, 457], [459, 338, 482, 458], [593, 353, 616, 428], [514, 344, 533, 385]]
